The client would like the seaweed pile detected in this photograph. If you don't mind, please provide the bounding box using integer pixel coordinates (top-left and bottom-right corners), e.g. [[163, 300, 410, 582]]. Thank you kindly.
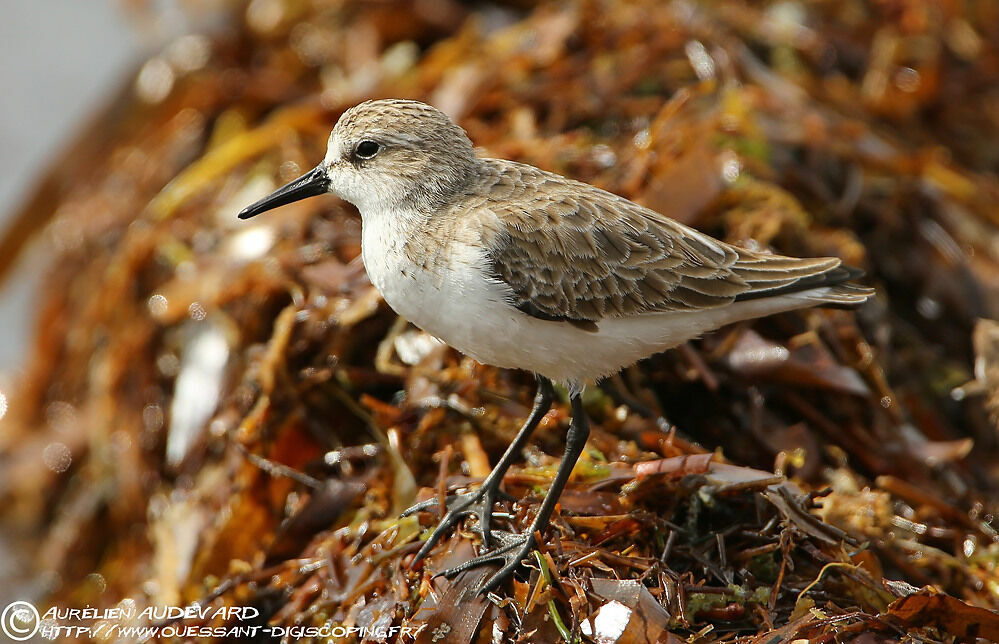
[[2, 1, 999, 641]]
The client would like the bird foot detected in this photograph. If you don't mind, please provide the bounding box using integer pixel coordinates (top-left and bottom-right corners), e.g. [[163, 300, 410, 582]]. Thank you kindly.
[[402, 482, 514, 563], [436, 531, 537, 596]]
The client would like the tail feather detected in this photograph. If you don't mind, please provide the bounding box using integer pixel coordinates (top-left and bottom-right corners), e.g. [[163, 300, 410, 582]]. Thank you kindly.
[[734, 258, 874, 309], [797, 281, 876, 309]]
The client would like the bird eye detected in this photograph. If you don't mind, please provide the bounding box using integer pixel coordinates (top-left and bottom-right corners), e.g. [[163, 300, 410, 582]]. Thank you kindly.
[[355, 140, 380, 159]]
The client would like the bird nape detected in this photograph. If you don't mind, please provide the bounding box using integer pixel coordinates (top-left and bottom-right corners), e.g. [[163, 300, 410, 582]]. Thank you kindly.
[[236, 98, 874, 595]]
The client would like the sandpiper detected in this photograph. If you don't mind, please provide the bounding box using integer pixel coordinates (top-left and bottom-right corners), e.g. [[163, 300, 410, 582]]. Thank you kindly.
[[238, 99, 873, 594]]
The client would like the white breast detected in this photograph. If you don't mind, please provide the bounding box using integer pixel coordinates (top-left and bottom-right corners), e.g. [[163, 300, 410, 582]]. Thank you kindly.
[[360, 211, 822, 386], [360, 211, 513, 360], [361, 211, 649, 384]]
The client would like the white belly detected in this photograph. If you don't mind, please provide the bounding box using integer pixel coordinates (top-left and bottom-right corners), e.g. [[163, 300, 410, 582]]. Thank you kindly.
[[361, 214, 523, 368], [361, 214, 820, 385]]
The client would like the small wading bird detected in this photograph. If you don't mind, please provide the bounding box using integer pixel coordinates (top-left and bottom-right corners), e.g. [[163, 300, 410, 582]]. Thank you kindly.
[[238, 99, 873, 594]]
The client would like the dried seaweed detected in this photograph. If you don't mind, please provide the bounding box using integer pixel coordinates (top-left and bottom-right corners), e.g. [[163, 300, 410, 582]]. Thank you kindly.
[[3, 1, 999, 642]]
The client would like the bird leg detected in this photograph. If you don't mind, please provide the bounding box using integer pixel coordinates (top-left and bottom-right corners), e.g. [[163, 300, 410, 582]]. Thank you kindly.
[[403, 375, 555, 564], [437, 391, 590, 596]]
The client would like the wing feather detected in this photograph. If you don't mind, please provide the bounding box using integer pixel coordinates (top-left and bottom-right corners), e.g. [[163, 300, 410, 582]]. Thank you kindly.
[[477, 160, 855, 322]]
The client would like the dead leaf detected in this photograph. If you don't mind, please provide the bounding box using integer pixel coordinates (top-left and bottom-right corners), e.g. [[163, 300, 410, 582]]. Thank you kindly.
[[886, 589, 999, 640], [635, 453, 713, 480], [585, 578, 672, 644]]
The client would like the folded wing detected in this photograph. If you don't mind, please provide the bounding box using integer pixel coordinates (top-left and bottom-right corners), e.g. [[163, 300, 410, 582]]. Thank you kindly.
[[480, 161, 869, 324]]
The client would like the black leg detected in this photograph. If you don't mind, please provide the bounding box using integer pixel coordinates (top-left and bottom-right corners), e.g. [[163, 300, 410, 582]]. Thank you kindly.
[[404, 375, 556, 564], [438, 390, 591, 596]]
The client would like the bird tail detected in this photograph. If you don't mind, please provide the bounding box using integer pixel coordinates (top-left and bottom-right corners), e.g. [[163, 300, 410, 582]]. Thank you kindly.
[[794, 279, 876, 309], [733, 256, 874, 309]]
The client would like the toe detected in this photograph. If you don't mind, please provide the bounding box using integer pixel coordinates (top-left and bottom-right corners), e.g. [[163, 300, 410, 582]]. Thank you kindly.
[[434, 533, 536, 594], [400, 497, 438, 517], [476, 559, 520, 596], [405, 486, 510, 565]]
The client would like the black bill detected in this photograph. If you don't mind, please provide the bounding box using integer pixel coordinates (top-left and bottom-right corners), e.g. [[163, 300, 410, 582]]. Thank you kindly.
[[237, 165, 330, 219]]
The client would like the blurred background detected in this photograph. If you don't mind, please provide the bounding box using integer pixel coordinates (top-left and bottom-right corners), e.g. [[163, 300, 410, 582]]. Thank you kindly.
[[0, 2, 137, 370], [0, 1, 139, 603], [0, 0, 231, 609], [1, 1, 999, 641]]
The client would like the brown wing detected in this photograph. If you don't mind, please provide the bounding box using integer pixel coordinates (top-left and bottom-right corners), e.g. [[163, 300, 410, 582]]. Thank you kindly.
[[478, 160, 842, 323]]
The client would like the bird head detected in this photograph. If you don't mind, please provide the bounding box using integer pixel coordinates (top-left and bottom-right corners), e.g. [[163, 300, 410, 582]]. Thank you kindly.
[[238, 99, 477, 220]]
